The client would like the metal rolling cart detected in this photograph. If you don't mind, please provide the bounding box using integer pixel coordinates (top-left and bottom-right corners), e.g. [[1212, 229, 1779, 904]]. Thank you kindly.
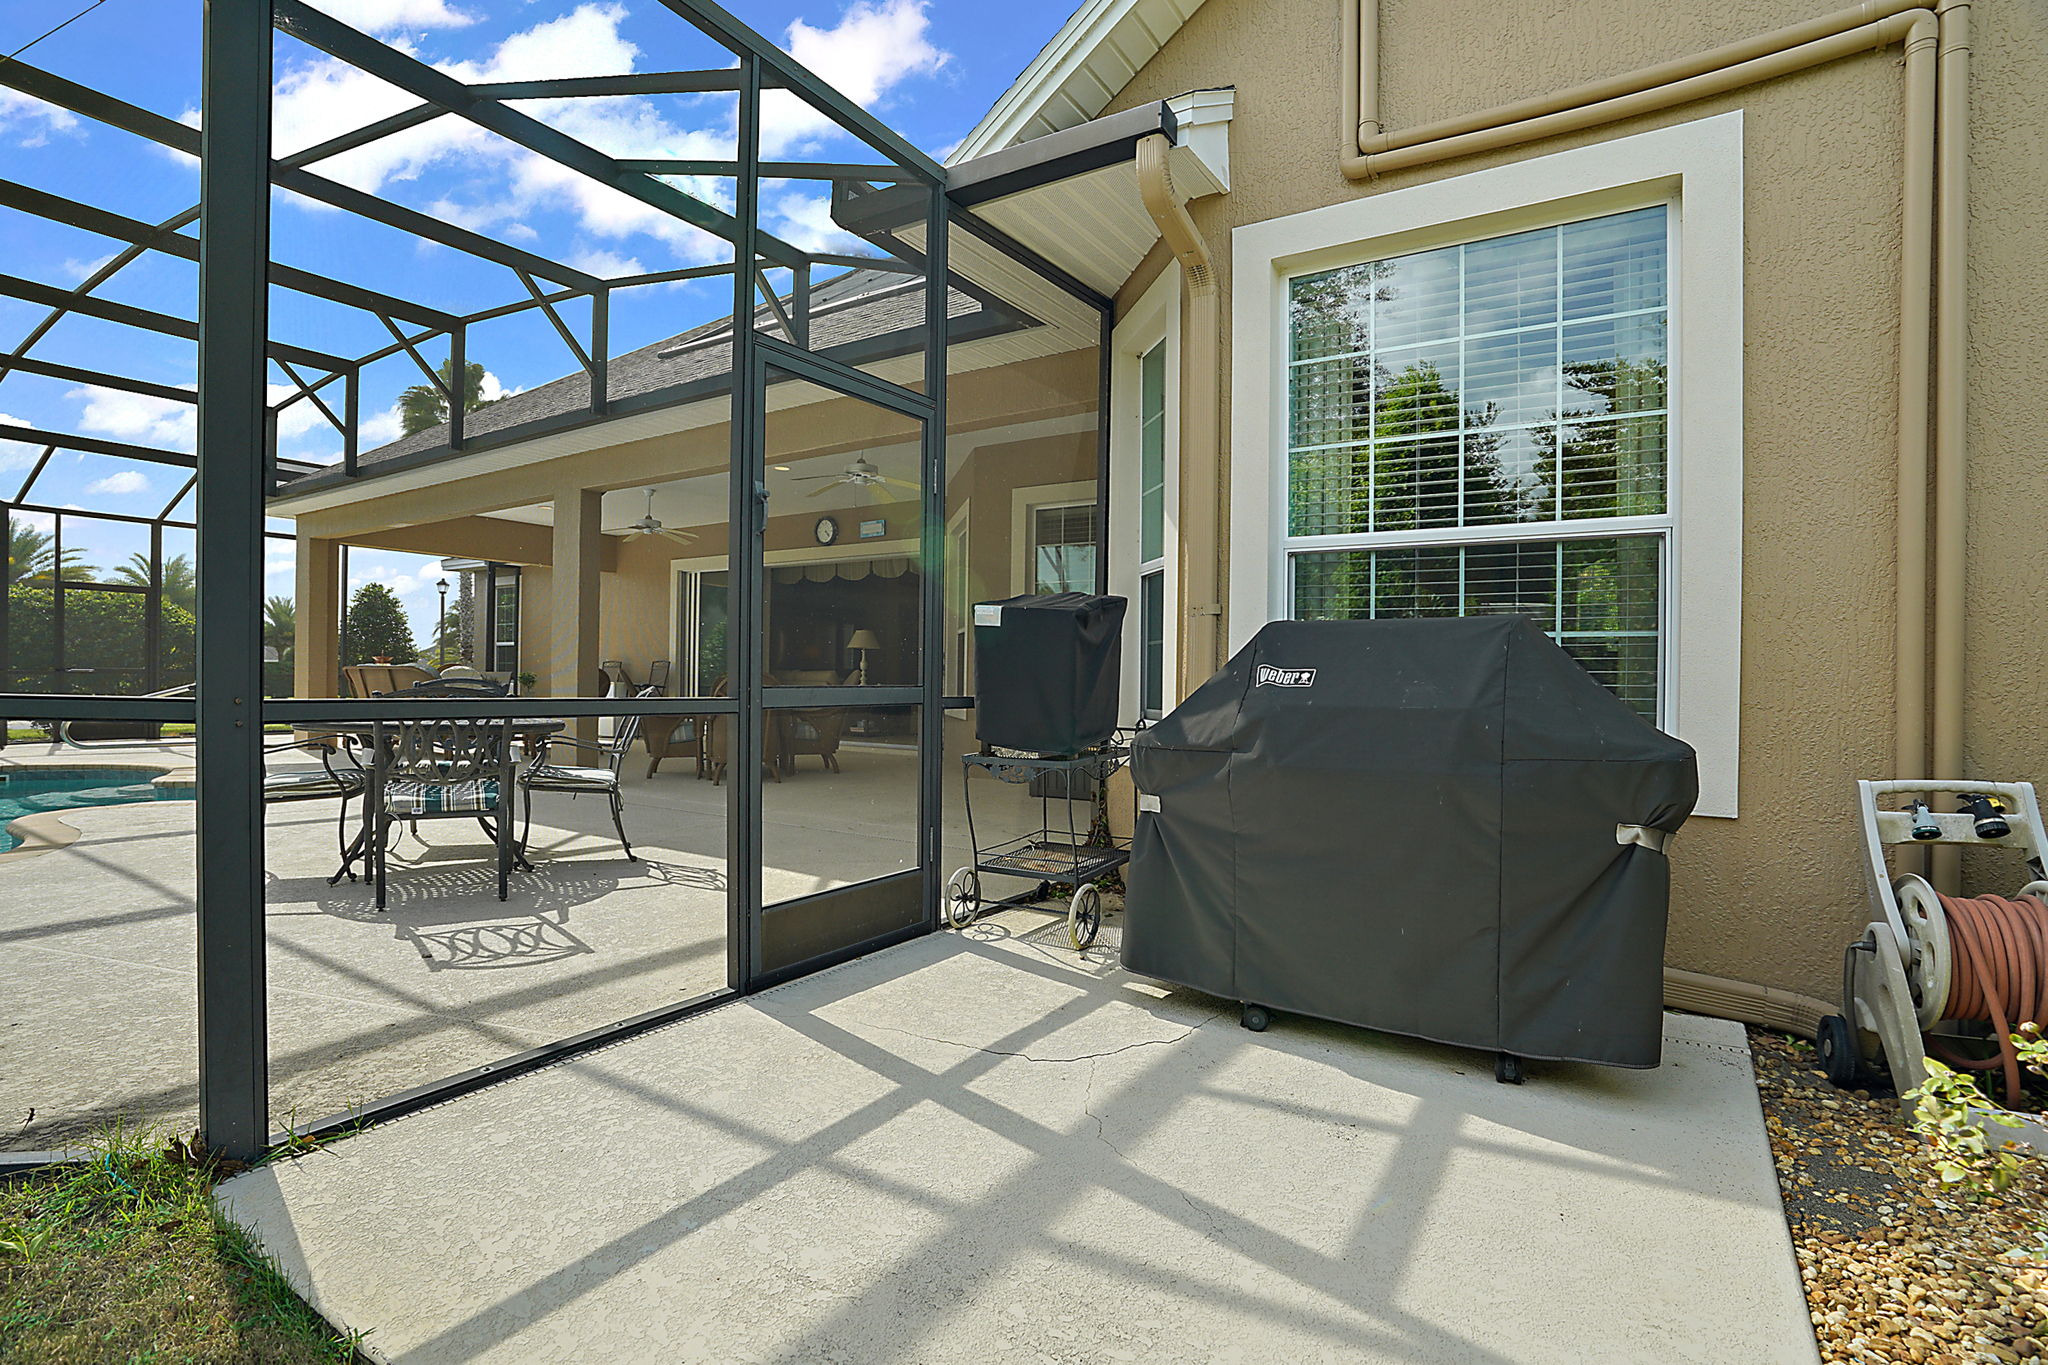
[[946, 743, 1131, 949]]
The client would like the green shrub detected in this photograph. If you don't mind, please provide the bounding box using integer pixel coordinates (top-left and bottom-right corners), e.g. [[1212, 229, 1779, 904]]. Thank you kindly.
[[3, 585, 195, 692]]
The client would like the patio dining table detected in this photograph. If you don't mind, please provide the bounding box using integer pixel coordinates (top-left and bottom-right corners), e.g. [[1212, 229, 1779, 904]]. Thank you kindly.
[[304, 717, 567, 886]]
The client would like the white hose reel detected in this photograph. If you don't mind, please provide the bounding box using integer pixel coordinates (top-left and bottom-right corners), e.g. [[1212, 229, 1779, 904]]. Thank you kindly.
[[1824, 780, 2048, 1118]]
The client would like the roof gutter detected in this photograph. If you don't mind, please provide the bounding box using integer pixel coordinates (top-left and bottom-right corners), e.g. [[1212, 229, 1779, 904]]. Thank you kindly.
[[1342, 2, 1968, 890], [1136, 131, 1223, 696]]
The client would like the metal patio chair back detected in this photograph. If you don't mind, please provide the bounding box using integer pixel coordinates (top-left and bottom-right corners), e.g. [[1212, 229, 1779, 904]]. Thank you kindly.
[[368, 717, 518, 909], [381, 676, 510, 700], [517, 687, 657, 861]]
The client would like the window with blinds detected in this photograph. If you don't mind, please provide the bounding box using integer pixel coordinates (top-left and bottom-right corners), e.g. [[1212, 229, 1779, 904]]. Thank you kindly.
[[1031, 502, 1097, 595], [1284, 206, 1670, 720]]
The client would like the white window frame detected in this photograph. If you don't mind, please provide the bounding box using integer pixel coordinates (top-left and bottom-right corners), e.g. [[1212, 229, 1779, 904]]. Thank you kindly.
[[1112, 266, 1180, 720], [1231, 112, 1743, 816]]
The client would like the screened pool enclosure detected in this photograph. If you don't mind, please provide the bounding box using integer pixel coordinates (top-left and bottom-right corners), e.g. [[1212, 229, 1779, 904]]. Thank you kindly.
[[0, 1, 1109, 1160]]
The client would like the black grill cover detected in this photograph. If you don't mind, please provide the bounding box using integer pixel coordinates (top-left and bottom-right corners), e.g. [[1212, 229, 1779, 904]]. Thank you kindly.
[[973, 593, 1127, 756], [1122, 616, 1697, 1068]]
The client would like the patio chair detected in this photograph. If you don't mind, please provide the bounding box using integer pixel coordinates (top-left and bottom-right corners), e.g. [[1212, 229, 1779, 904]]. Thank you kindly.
[[600, 660, 636, 697], [640, 714, 704, 779], [782, 708, 846, 773], [367, 718, 518, 910], [344, 663, 436, 697], [519, 702, 646, 861], [262, 730, 366, 876], [704, 674, 784, 785], [645, 659, 672, 693]]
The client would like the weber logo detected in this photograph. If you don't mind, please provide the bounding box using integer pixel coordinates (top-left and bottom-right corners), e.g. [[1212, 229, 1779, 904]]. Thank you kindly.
[[1255, 665, 1317, 688]]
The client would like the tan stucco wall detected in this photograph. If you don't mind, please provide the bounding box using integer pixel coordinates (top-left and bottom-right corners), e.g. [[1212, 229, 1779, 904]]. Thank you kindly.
[[1100, 0, 2048, 1003]]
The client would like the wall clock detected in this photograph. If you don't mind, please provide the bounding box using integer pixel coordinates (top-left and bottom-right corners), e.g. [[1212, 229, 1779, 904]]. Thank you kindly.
[[815, 515, 839, 545]]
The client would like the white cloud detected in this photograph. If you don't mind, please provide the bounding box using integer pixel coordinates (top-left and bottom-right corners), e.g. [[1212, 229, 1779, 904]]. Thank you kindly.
[[59, 253, 117, 283], [311, 0, 477, 33], [768, 0, 947, 155], [475, 370, 522, 403], [356, 404, 406, 450], [0, 89, 80, 148], [66, 386, 198, 454], [263, 2, 948, 267], [85, 470, 151, 496], [767, 192, 864, 255], [567, 247, 645, 278], [0, 413, 43, 472]]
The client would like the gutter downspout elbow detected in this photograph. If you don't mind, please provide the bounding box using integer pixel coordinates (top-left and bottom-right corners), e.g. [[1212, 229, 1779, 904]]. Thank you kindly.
[[1137, 132, 1224, 699]]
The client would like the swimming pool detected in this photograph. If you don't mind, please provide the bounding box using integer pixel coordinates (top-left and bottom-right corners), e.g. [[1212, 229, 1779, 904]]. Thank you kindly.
[[0, 767, 192, 853]]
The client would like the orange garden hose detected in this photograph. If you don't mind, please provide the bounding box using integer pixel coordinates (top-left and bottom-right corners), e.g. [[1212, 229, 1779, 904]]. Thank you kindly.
[[1925, 892, 2048, 1104]]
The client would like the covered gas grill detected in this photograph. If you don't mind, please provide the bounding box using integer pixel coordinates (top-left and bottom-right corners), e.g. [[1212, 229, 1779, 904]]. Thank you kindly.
[[1123, 616, 1697, 1078]]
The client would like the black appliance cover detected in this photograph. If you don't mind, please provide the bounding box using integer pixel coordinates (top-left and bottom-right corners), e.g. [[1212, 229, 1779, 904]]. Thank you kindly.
[[972, 593, 1127, 756], [1122, 616, 1696, 1068]]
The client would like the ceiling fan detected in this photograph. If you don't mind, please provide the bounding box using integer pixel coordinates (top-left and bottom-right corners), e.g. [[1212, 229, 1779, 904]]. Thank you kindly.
[[604, 488, 698, 545], [791, 455, 919, 501]]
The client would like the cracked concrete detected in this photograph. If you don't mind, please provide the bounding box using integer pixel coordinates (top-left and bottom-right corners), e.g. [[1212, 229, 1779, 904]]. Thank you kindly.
[[219, 909, 1817, 1364]]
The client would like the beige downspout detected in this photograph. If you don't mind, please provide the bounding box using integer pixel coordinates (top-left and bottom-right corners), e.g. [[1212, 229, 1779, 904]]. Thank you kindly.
[[1136, 132, 1223, 698], [1342, 7, 1930, 179], [1930, 0, 1971, 891], [1897, 14, 1940, 789], [1347, 0, 1928, 167]]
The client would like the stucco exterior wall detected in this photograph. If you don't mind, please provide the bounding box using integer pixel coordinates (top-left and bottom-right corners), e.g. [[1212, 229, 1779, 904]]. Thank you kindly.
[[1099, 0, 2047, 1003]]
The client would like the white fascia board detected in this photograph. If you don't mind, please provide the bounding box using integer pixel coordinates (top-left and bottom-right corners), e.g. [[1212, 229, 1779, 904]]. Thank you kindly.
[[951, 0, 1207, 163]]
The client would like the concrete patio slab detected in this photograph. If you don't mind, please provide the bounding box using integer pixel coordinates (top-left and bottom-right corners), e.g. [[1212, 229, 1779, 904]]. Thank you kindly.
[[219, 914, 1818, 1365], [0, 740, 1068, 1150]]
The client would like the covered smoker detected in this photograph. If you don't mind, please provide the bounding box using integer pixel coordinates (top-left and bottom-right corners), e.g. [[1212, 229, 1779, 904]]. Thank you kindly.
[[972, 592, 1126, 756], [1123, 616, 1697, 1070]]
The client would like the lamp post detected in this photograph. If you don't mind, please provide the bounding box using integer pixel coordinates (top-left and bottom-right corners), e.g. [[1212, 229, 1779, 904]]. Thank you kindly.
[[435, 577, 449, 665]]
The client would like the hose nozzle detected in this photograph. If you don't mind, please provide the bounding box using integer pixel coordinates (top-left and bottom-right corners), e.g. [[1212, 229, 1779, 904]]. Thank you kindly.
[[1907, 799, 1943, 840], [1959, 793, 2011, 840]]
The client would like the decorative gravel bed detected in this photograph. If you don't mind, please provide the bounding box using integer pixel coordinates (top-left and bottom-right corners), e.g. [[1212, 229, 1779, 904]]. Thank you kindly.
[[1752, 1028, 2048, 1364]]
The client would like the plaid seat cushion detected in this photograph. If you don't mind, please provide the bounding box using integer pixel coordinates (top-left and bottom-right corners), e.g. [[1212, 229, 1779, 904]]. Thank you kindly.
[[384, 777, 500, 815], [524, 764, 619, 793]]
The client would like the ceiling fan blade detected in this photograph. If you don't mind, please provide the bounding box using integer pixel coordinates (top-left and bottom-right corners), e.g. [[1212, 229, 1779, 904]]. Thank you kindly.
[[657, 528, 698, 544], [877, 477, 921, 493], [805, 480, 844, 498]]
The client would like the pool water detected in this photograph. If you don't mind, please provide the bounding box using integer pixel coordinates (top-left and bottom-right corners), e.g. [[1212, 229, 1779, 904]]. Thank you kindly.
[[0, 768, 192, 853]]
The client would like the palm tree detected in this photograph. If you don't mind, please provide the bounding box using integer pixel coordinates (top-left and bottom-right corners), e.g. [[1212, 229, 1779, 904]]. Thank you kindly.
[[263, 595, 296, 655], [6, 521, 96, 585], [399, 359, 499, 437], [110, 552, 198, 613]]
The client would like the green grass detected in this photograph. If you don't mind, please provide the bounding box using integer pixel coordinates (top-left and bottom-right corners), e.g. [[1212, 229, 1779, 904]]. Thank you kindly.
[[3, 725, 293, 742], [0, 1127, 361, 1364]]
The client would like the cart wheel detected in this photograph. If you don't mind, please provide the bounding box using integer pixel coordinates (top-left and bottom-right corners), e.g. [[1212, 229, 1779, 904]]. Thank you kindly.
[[1816, 1014, 1865, 1089], [945, 868, 981, 929], [1067, 883, 1104, 950], [1240, 1004, 1271, 1033], [1495, 1052, 1524, 1085]]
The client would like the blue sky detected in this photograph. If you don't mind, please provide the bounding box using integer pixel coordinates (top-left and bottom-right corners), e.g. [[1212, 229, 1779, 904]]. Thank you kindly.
[[0, 0, 1079, 636]]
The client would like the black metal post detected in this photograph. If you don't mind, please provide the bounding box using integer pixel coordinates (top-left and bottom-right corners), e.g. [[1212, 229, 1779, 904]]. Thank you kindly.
[[725, 54, 764, 991], [449, 323, 466, 450], [919, 191, 948, 930], [1096, 306, 1113, 597], [194, 0, 273, 1159]]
